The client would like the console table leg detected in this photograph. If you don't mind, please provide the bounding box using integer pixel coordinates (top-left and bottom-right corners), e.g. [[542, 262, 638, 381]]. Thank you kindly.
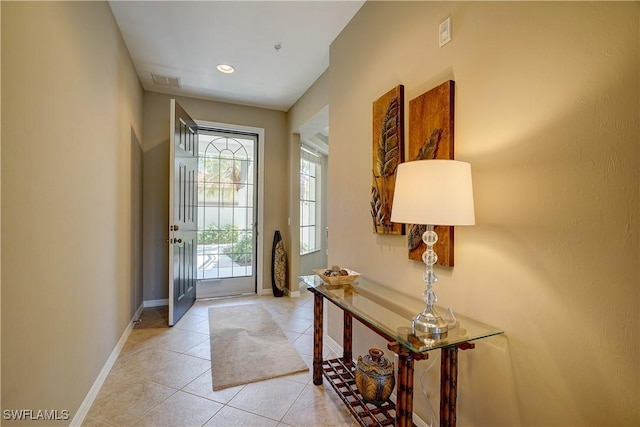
[[313, 292, 324, 385], [440, 342, 475, 427], [397, 352, 415, 427], [343, 312, 352, 361], [388, 343, 417, 427], [440, 346, 459, 427]]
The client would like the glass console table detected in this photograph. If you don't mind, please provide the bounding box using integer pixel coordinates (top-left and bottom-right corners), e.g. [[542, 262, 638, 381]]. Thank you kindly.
[[299, 274, 503, 427]]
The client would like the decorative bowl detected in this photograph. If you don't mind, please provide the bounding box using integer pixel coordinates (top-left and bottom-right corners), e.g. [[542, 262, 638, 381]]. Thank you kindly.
[[313, 268, 361, 285]]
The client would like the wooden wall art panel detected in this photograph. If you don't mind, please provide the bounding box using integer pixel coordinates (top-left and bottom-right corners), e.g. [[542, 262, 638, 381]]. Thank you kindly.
[[371, 85, 405, 235], [408, 80, 455, 266]]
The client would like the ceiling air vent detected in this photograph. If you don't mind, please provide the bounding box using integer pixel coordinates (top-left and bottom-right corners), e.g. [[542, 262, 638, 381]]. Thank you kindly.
[[151, 73, 181, 88]]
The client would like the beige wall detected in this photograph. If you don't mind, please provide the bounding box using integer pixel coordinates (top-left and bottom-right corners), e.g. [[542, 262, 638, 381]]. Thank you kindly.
[[142, 92, 288, 299], [328, 2, 639, 426], [1, 1, 144, 423], [0, 2, 3, 410]]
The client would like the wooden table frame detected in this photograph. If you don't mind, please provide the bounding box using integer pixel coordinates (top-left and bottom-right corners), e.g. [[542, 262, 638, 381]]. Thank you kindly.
[[311, 288, 475, 427]]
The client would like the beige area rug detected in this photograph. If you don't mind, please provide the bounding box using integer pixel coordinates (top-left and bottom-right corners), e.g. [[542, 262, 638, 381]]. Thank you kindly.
[[209, 304, 309, 390]]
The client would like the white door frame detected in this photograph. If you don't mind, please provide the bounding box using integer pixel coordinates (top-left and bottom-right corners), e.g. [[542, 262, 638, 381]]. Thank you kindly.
[[195, 120, 266, 296]]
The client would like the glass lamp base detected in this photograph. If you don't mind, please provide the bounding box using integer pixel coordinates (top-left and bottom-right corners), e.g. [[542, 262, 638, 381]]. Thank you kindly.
[[412, 310, 448, 339]]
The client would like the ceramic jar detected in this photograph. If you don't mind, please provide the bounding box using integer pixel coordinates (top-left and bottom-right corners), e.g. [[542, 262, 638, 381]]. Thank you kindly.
[[355, 348, 395, 405]]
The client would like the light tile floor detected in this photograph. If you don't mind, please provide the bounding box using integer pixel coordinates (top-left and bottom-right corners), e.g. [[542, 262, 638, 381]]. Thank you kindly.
[[83, 287, 358, 427]]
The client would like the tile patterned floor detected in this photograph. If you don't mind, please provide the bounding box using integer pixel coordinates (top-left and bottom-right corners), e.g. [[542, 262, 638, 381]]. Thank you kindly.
[[83, 288, 357, 427]]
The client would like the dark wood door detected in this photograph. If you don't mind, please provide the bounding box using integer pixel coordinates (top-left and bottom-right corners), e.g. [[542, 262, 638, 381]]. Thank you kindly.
[[168, 99, 198, 326]]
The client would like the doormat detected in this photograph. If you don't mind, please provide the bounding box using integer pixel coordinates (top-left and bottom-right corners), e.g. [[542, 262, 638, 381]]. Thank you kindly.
[[209, 304, 308, 390]]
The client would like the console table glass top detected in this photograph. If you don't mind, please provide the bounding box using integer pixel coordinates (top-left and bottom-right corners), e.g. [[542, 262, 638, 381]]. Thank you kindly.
[[300, 274, 503, 353]]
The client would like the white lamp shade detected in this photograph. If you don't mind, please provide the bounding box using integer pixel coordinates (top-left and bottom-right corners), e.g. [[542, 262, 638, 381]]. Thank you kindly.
[[390, 160, 475, 226]]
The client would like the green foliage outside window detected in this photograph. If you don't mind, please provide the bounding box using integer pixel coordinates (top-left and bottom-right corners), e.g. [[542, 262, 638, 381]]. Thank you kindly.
[[198, 224, 240, 245], [223, 235, 253, 266], [198, 223, 253, 266]]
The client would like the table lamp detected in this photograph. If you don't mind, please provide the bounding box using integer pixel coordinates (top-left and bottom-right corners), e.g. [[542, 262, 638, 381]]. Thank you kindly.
[[391, 160, 475, 338]]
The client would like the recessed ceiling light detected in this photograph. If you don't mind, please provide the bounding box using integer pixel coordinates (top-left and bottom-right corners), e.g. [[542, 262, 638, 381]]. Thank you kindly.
[[216, 64, 235, 74]]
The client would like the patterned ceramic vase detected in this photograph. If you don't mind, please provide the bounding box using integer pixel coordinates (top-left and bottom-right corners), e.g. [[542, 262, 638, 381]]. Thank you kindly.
[[355, 348, 395, 405], [271, 230, 287, 297]]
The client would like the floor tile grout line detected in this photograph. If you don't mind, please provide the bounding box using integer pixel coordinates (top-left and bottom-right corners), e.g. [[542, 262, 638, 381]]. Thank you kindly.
[[117, 343, 208, 363], [102, 369, 183, 394], [125, 388, 180, 427], [223, 400, 288, 425], [278, 380, 316, 425]]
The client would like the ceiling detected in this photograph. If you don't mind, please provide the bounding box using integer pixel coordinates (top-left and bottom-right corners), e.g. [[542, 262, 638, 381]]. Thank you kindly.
[[109, 1, 365, 113]]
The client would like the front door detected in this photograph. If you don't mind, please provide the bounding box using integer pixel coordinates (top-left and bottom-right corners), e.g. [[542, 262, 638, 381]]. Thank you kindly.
[[168, 100, 198, 326]]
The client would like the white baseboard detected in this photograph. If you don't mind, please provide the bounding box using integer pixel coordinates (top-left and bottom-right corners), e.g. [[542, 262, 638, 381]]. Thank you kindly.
[[143, 298, 168, 307], [411, 412, 430, 427], [287, 290, 301, 298], [258, 287, 301, 297], [324, 333, 343, 356], [70, 303, 144, 426]]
